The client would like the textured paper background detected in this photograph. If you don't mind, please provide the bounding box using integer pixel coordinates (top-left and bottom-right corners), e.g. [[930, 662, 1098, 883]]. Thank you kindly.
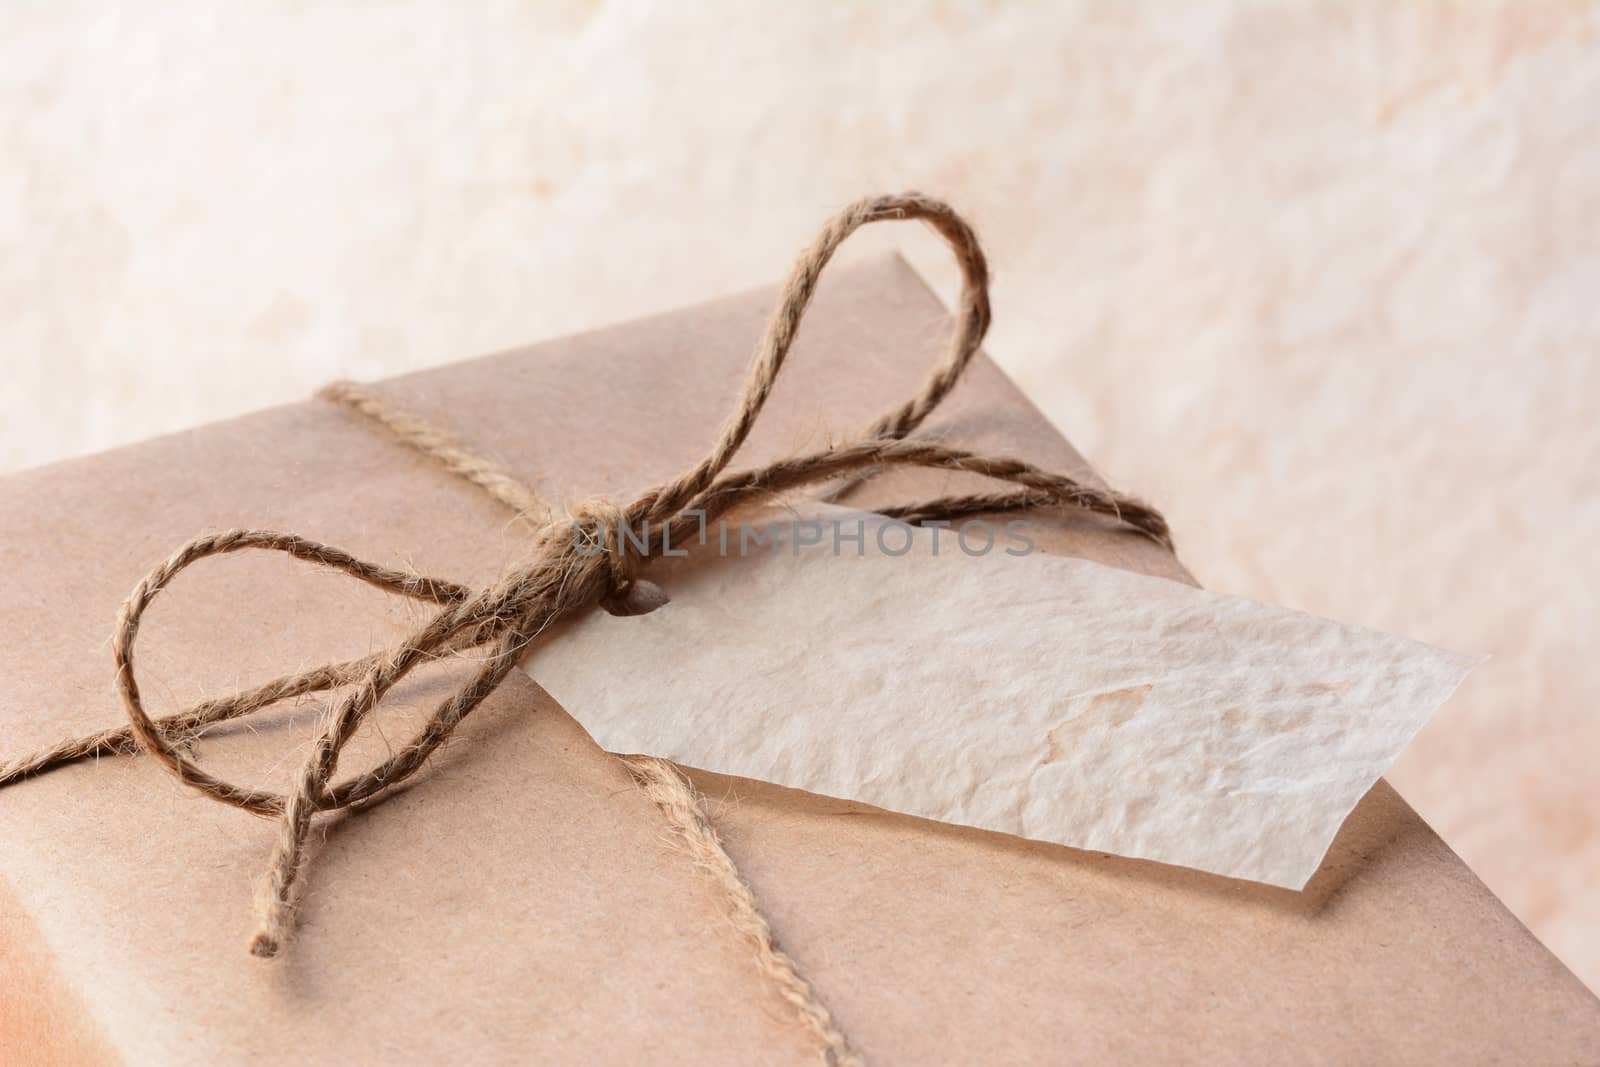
[[526, 507, 1476, 890], [3, 3, 1596, 987]]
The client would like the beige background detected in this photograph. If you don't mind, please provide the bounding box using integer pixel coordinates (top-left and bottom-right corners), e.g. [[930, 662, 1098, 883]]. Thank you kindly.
[[3, 2, 1596, 990]]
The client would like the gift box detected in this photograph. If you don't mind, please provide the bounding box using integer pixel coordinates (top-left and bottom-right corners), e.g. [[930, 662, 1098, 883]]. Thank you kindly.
[[2, 239, 1597, 1064]]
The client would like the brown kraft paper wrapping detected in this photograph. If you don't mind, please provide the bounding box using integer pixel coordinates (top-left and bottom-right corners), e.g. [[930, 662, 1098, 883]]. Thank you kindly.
[[1, 255, 1597, 1064]]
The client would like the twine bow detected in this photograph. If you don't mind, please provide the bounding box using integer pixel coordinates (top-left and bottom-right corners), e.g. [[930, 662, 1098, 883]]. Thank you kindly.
[[0, 194, 1168, 965]]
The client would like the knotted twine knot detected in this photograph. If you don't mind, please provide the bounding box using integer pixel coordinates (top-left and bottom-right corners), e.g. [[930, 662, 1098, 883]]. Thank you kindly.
[[561, 498, 670, 618], [0, 192, 1170, 1065]]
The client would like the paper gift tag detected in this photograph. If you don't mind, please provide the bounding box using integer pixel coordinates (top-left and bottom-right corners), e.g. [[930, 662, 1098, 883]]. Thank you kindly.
[[521, 506, 1476, 889]]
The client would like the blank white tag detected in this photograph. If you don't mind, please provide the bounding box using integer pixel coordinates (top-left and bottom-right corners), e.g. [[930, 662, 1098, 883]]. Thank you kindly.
[[522, 507, 1475, 888]]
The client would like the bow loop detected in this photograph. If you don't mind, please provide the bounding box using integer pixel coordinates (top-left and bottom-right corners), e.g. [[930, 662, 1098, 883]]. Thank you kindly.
[[102, 529, 481, 820]]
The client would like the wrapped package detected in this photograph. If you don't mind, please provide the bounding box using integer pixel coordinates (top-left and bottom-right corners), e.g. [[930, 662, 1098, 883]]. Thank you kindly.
[[1, 234, 1596, 1065]]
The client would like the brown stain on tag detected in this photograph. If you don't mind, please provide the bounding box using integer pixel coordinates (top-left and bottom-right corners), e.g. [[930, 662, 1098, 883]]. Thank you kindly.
[[1044, 684, 1152, 764], [1222, 704, 1315, 736]]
